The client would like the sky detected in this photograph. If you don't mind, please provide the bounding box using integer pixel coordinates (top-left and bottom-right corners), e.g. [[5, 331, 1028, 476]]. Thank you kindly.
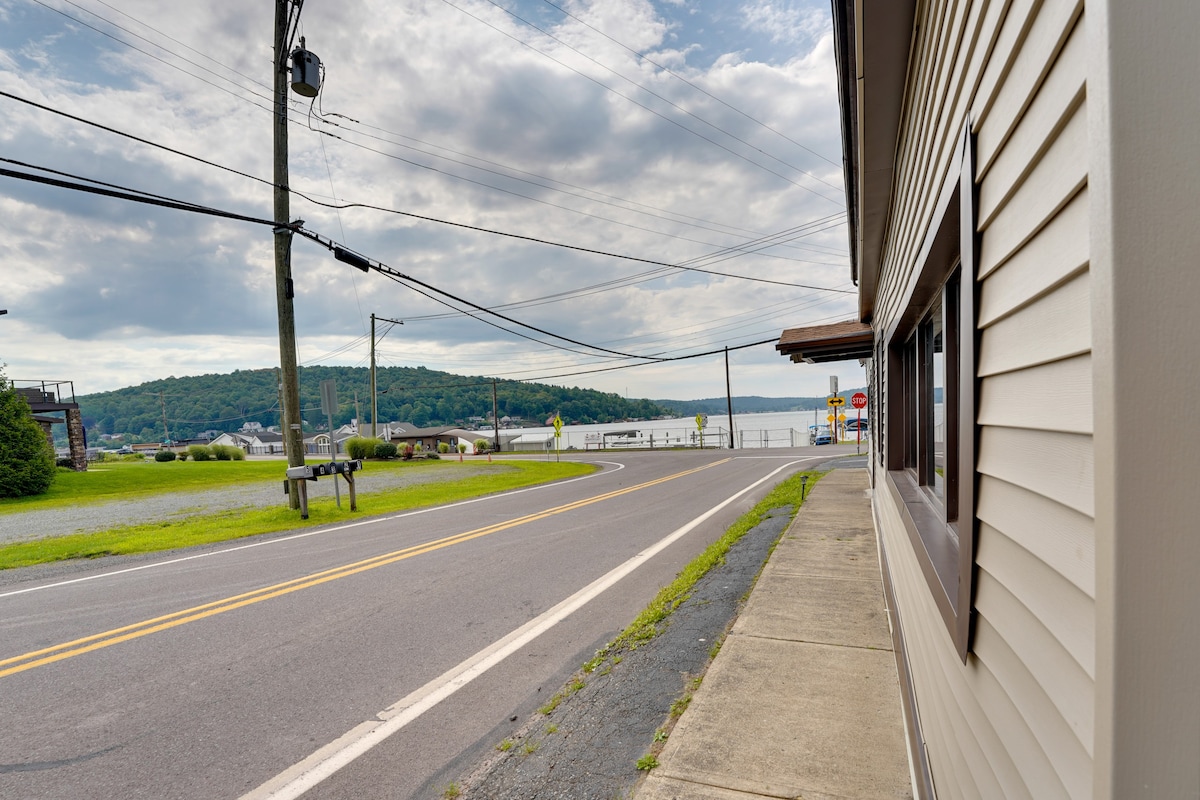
[[0, 0, 866, 402]]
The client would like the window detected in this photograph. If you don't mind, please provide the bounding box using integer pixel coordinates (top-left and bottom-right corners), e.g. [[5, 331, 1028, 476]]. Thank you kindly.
[[884, 123, 977, 661]]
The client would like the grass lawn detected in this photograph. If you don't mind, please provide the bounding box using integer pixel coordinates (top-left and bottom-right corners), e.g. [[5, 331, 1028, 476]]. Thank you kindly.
[[0, 458, 352, 514], [0, 458, 595, 570]]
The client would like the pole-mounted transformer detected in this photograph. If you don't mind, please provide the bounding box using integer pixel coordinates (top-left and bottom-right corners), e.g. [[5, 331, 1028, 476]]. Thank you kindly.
[[290, 36, 321, 97]]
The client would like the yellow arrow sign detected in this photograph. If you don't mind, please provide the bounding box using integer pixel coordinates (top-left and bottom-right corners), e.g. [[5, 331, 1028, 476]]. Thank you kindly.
[[827, 396, 845, 407], [553, 415, 563, 436]]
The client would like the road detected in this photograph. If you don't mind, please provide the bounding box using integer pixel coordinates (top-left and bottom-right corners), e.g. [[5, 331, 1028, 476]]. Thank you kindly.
[[0, 449, 840, 799]]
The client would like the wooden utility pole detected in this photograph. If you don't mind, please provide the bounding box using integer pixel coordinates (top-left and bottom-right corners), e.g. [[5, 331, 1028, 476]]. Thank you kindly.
[[725, 347, 735, 449], [369, 314, 403, 442], [492, 379, 500, 452], [274, 0, 304, 508], [370, 313, 377, 439], [158, 391, 171, 444]]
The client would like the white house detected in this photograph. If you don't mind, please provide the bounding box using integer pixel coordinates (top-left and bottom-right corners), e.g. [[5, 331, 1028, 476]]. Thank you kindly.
[[778, 2, 1199, 796]]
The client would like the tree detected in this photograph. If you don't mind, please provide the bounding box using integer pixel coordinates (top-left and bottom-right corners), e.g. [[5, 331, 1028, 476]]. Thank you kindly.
[[0, 366, 57, 498]]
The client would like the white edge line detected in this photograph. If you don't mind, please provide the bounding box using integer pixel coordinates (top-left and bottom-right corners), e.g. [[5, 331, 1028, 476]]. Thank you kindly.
[[240, 459, 810, 800], [0, 461, 626, 600]]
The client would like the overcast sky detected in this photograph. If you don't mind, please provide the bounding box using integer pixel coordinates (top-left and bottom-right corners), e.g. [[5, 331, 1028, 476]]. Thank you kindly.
[[0, 0, 864, 402]]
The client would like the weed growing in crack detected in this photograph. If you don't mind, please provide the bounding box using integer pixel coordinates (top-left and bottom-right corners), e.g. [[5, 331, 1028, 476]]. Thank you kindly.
[[636, 754, 660, 770]]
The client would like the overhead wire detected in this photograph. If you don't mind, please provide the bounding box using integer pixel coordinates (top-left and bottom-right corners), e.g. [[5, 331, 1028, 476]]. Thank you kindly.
[[475, 0, 843, 193], [0, 161, 854, 368], [436, 0, 843, 204], [3, 90, 847, 273], [20, 3, 844, 254], [20, 2, 849, 264], [0, 156, 854, 393], [537, 0, 841, 168], [27, 0, 278, 112]]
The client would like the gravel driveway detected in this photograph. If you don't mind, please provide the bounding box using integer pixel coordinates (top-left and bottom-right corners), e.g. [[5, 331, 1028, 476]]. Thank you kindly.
[[0, 462, 504, 545]]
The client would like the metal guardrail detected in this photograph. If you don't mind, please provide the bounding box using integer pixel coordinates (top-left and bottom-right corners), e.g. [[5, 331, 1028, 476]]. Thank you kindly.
[[11, 380, 77, 406]]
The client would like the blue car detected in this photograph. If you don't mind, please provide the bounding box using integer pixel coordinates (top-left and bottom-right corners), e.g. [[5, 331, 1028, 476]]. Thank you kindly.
[[809, 426, 833, 446]]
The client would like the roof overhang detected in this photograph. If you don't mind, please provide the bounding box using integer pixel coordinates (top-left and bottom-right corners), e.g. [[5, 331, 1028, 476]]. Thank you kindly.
[[831, 0, 918, 323], [776, 320, 874, 364]]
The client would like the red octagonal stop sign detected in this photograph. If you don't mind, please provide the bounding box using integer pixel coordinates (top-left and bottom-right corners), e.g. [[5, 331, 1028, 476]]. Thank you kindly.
[[851, 392, 868, 409]]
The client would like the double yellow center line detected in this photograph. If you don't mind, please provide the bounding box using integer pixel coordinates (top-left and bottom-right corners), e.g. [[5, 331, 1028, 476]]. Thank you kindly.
[[0, 458, 730, 679]]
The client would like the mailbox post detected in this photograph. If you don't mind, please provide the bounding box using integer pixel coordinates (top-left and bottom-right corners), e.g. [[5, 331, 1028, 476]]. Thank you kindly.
[[285, 459, 362, 519]]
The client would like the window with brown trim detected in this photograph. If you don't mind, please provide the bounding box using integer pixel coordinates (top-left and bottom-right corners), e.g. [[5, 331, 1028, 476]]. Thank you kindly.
[[884, 123, 977, 661]]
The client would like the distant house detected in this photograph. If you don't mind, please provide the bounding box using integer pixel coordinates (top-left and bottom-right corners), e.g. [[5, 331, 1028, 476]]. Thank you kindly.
[[386, 426, 478, 452], [209, 431, 285, 455], [778, 2, 1198, 797]]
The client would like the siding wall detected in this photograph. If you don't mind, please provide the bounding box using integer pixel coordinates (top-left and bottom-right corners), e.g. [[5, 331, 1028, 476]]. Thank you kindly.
[[871, 1, 1094, 797]]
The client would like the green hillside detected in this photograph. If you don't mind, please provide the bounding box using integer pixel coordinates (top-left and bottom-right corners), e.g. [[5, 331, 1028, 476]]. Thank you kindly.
[[76, 366, 672, 443], [655, 391, 868, 417]]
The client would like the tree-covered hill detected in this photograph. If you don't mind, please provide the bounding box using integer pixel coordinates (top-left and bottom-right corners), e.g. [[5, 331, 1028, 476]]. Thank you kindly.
[[655, 391, 868, 417], [77, 366, 673, 443]]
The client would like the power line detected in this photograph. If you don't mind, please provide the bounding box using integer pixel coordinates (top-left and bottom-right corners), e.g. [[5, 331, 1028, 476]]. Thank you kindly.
[[3, 90, 846, 269], [27, 0, 278, 111], [313, 113, 846, 256], [0, 163, 279, 228], [537, 0, 841, 168], [23, 4, 848, 262], [437, 0, 843, 204], [475, 0, 843, 193], [0, 162, 853, 362]]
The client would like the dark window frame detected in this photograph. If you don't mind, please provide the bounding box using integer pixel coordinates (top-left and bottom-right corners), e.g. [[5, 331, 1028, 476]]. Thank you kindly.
[[883, 123, 978, 661]]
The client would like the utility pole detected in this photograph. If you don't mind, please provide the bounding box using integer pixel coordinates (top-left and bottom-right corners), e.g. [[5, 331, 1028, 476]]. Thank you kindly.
[[274, 0, 304, 508], [492, 379, 501, 452], [369, 314, 404, 441], [725, 347, 735, 449], [158, 391, 171, 445], [370, 313, 376, 440]]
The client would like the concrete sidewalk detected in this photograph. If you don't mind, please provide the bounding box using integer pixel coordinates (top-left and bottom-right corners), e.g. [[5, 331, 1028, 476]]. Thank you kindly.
[[634, 468, 912, 800]]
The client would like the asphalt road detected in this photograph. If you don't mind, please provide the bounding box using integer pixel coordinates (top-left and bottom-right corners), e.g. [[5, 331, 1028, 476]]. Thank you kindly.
[[0, 449, 837, 799]]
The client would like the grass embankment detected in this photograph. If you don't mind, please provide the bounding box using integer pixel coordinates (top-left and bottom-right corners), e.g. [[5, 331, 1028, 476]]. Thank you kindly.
[[582, 467, 824, 670], [0, 459, 595, 570]]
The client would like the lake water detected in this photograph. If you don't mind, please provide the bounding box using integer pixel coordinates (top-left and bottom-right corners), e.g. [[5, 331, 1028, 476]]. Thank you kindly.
[[479, 409, 870, 451]]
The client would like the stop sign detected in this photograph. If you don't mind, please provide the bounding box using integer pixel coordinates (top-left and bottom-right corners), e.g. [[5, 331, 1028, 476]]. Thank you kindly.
[[851, 392, 868, 409]]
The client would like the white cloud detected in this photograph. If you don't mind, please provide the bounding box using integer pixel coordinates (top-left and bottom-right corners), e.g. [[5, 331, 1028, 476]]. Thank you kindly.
[[0, 0, 854, 400], [739, 1, 829, 47]]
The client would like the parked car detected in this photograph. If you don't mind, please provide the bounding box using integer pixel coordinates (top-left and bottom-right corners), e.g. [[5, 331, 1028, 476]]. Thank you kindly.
[[809, 426, 833, 446]]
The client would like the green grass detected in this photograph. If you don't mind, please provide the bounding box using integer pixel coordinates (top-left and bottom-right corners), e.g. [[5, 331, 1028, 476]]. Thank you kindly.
[[636, 754, 659, 770], [0, 460, 308, 513], [598, 469, 823, 655], [0, 459, 595, 570]]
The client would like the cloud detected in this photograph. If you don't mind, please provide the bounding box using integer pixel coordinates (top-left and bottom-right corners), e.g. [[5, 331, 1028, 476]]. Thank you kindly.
[[738, 1, 830, 48], [0, 0, 857, 400]]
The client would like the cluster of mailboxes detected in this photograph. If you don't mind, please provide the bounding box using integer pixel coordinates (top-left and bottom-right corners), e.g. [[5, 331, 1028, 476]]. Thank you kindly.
[[285, 460, 363, 481]]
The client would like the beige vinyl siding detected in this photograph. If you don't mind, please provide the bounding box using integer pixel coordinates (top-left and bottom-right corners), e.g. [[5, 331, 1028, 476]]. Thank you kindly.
[[873, 2, 1095, 799], [976, 426, 1094, 515], [978, 188, 1088, 327]]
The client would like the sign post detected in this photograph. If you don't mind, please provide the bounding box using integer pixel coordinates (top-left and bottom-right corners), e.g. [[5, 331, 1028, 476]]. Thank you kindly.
[[320, 379, 341, 508], [695, 413, 707, 449], [827, 395, 845, 444], [851, 391, 868, 454], [553, 414, 563, 462]]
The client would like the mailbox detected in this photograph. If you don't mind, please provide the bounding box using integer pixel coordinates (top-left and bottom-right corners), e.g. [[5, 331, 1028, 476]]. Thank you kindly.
[[286, 465, 315, 480]]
